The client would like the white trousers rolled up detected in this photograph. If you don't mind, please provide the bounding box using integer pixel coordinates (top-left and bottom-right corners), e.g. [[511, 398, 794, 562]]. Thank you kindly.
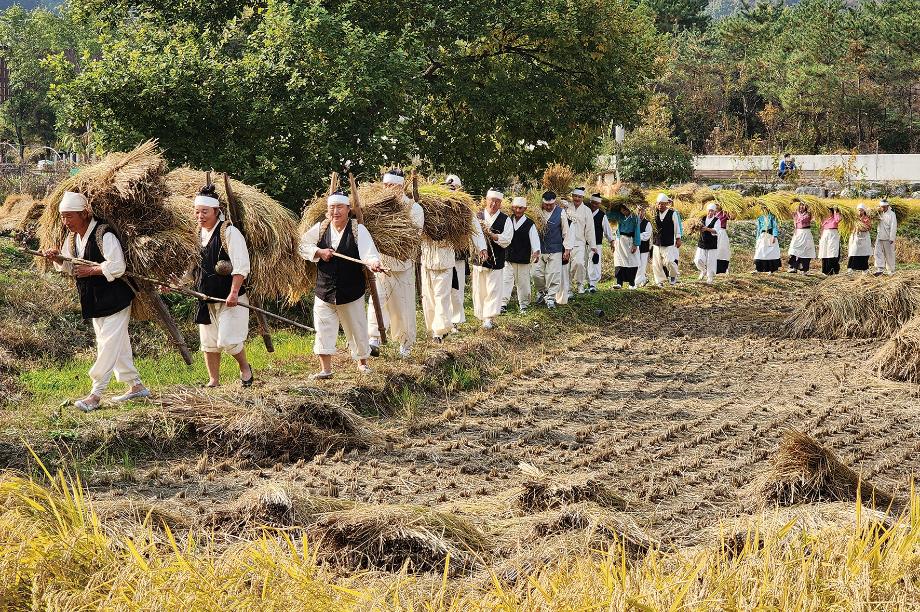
[[368, 264, 417, 350], [199, 293, 249, 355], [635, 251, 650, 287], [588, 249, 603, 287], [313, 296, 370, 360], [89, 305, 141, 396], [533, 253, 563, 305], [694, 248, 718, 281], [451, 259, 466, 325], [651, 245, 679, 284], [569, 244, 588, 293], [502, 262, 533, 309], [472, 265, 504, 321], [422, 266, 454, 337], [875, 240, 896, 273]]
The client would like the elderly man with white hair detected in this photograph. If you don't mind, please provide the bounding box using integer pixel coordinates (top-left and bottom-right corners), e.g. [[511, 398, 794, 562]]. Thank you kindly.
[[471, 188, 513, 329], [299, 191, 384, 379], [367, 169, 425, 358], [650, 193, 682, 286], [42, 191, 149, 411], [874, 199, 897, 276], [502, 196, 540, 312], [694, 202, 720, 284]]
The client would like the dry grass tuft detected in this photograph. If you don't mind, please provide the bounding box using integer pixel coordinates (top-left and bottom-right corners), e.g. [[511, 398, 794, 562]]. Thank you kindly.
[[542, 163, 575, 196], [871, 315, 920, 384], [785, 272, 920, 339], [206, 483, 354, 535], [760, 430, 899, 511], [416, 184, 476, 250], [517, 463, 628, 513]]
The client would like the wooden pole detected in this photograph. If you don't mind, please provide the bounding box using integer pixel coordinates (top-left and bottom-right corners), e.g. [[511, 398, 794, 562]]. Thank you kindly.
[[147, 289, 194, 365], [349, 172, 386, 345], [412, 171, 423, 306]]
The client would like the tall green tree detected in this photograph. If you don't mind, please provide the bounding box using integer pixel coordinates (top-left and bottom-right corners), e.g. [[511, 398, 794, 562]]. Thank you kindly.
[[643, 0, 710, 32]]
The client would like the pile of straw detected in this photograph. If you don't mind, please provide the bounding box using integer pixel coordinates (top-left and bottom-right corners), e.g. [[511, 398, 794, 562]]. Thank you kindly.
[[760, 430, 899, 512], [300, 182, 420, 262], [205, 483, 355, 535], [604, 185, 647, 216], [517, 464, 628, 513], [416, 184, 475, 250], [165, 168, 312, 301], [37, 141, 198, 283], [0, 195, 43, 234], [156, 388, 375, 461], [871, 315, 920, 384], [785, 272, 920, 339], [542, 163, 575, 196]]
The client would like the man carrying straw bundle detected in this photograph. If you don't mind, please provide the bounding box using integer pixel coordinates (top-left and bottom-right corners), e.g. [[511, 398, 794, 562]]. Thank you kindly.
[[588, 193, 614, 292], [567, 187, 597, 296], [753, 202, 781, 273], [847, 203, 872, 273], [874, 199, 897, 276], [367, 169, 424, 358], [472, 189, 513, 329], [532, 191, 573, 309], [41, 191, 149, 411], [446, 174, 469, 330], [787, 202, 815, 274], [191, 185, 255, 388], [635, 206, 653, 287], [817, 205, 842, 276], [650, 193, 682, 287], [299, 191, 384, 378], [607, 201, 641, 289], [502, 196, 540, 313], [693, 203, 720, 284]]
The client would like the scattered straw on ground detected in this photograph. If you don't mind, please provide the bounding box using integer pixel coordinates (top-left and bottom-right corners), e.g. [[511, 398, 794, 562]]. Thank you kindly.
[[871, 315, 920, 384]]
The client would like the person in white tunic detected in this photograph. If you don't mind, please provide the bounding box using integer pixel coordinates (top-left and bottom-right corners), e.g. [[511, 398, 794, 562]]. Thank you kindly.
[[846, 204, 873, 273], [635, 206, 653, 287], [532, 191, 573, 309], [367, 169, 425, 358], [566, 187, 598, 295], [650, 193, 682, 286], [299, 192, 384, 379], [191, 186, 254, 387], [43, 191, 149, 411], [446, 175, 470, 329], [693, 203, 720, 283], [787, 203, 816, 274], [471, 189, 514, 329], [874, 199, 897, 276], [502, 196, 541, 312], [587, 194, 615, 292]]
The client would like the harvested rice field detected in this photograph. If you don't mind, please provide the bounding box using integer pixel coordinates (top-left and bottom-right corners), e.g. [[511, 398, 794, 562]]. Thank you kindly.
[[5, 266, 920, 608]]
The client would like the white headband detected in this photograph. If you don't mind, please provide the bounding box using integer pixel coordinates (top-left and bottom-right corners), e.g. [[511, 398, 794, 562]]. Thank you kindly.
[[383, 173, 405, 185], [512, 196, 527, 207], [571, 189, 585, 197], [707, 203, 718, 211], [328, 194, 350, 207], [879, 200, 890, 207], [486, 190, 504, 200], [590, 196, 602, 204], [194, 195, 221, 208], [857, 203, 867, 211], [542, 196, 556, 204], [58, 191, 88, 213], [656, 193, 672, 203]]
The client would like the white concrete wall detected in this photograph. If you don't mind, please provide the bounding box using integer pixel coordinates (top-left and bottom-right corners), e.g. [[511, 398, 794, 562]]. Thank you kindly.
[[693, 154, 920, 182]]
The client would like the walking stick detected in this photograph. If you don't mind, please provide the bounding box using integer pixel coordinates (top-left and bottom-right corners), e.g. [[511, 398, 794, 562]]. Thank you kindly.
[[222, 172, 274, 352], [349, 172, 387, 345], [412, 171, 423, 306]]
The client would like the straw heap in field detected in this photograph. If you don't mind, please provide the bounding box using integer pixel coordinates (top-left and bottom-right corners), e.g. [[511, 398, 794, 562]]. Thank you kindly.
[[165, 168, 312, 301], [542, 163, 575, 196], [300, 182, 421, 262], [416, 184, 475, 250], [785, 272, 920, 339], [871, 315, 920, 384], [760, 430, 898, 512]]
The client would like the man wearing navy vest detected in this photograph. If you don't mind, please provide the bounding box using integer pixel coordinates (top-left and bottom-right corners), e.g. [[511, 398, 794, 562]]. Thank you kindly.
[[650, 193, 682, 287], [502, 196, 541, 313], [532, 191, 573, 309], [299, 191, 384, 379], [471, 189, 513, 329], [43, 191, 148, 411]]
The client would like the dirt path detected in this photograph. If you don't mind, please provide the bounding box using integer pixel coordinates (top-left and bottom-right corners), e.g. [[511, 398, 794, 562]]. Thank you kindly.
[[94, 276, 920, 547]]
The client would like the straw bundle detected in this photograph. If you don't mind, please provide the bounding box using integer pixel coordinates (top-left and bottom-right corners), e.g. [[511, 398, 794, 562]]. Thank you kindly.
[[669, 182, 700, 203], [784, 272, 920, 339], [542, 163, 575, 196], [416, 184, 475, 250], [205, 483, 355, 535], [165, 168, 312, 301], [870, 315, 920, 384], [300, 182, 421, 262], [760, 430, 899, 511], [516, 464, 628, 513], [37, 141, 199, 283], [0, 195, 41, 233]]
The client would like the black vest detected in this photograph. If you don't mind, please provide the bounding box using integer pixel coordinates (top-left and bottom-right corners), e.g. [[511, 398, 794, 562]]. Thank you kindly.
[[479, 211, 509, 270], [74, 223, 135, 320], [639, 218, 651, 253], [592, 210, 604, 245], [700, 216, 719, 250], [507, 217, 535, 264], [315, 221, 366, 304], [653, 209, 676, 247], [195, 221, 246, 324]]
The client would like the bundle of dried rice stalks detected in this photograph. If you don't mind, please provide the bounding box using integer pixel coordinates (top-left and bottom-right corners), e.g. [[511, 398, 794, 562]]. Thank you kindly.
[[300, 182, 420, 262], [165, 168, 312, 301], [784, 272, 920, 339], [605, 184, 647, 217], [871, 315, 920, 384], [542, 163, 575, 196], [0, 195, 42, 233], [37, 141, 199, 284], [309, 503, 488, 575], [669, 182, 700, 203], [156, 388, 375, 461], [205, 483, 355, 535], [416, 184, 475, 250], [760, 430, 899, 512], [517, 463, 628, 513]]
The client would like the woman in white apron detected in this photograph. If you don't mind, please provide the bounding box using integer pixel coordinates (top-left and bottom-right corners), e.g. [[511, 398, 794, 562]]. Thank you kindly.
[[714, 203, 731, 275], [787, 203, 815, 273], [753, 203, 781, 273], [847, 203, 873, 272], [817, 206, 842, 275], [608, 204, 641, 288]]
